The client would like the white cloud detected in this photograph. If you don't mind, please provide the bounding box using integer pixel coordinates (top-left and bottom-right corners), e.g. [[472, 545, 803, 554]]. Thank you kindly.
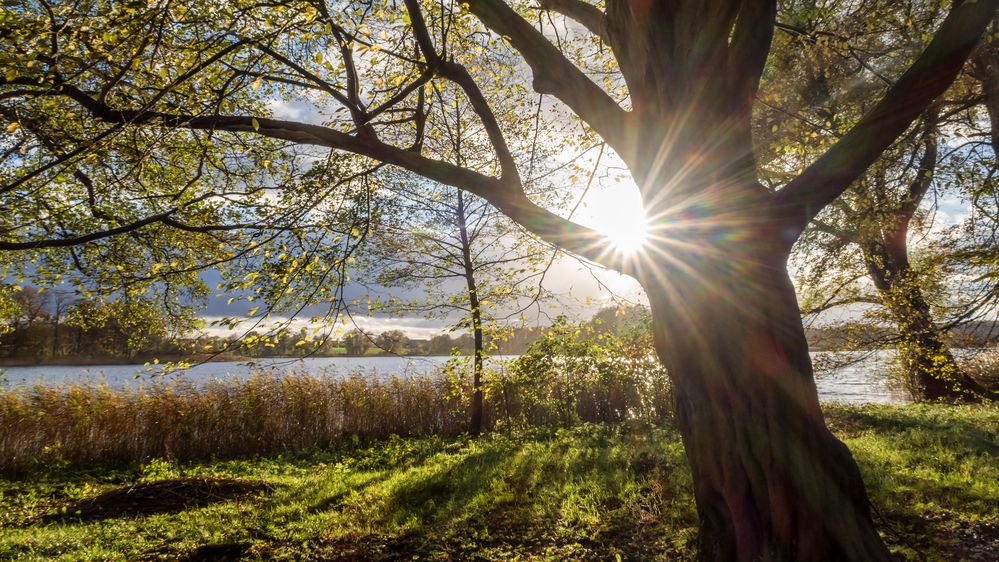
[[265, 99, 304, 121], [197, 314, 448, 339]]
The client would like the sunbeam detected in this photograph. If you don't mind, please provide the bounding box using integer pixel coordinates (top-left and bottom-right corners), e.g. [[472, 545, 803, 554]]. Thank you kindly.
[[605, 214, 649, 255]]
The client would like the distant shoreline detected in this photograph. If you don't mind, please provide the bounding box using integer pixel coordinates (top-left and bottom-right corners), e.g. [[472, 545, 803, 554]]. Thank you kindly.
[[0, 354, 253, 367], [0, 353, 473, 367], [6, 348, 986, 368]]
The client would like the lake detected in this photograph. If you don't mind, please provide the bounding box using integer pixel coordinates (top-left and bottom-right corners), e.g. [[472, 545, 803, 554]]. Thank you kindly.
[[0, 351, 909, 404]]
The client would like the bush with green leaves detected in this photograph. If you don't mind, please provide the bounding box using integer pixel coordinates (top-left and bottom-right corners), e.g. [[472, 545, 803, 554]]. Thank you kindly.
[[504, 313, 670, 429]]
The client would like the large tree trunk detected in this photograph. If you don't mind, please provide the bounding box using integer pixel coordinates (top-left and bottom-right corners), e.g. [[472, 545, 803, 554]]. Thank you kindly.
[[641, 219, 892, 561], [864, 246, 994, 402]]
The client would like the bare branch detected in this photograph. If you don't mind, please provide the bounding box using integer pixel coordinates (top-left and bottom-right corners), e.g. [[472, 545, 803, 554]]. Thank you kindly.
[[404, 0, 520, 182], [250, 42, 359, 121]]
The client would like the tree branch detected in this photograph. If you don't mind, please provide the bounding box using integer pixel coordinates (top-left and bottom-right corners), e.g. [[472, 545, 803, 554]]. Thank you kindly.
[[250, 42, 359, 121], [729, 0, 776, 104], [898, 115, 939, 224], [772, 0, 998, 241], [464, 0, 631, 156], [404, 0, 520, 183], [970, 40, 999, 148], [0, 201, 273, 251], [538, 0, 608, 44], [27, 84, 628, 273]]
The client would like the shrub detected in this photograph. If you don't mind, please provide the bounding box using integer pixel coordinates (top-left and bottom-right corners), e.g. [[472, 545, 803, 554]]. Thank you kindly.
[[501, 315, 671, 429]]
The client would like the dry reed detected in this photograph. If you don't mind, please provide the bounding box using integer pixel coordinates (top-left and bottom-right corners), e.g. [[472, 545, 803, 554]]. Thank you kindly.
[[0, 372, 466, 474], [0, 366, 669, 474]]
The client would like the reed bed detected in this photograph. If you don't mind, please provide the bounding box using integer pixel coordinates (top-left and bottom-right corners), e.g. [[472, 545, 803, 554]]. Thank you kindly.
[[0, 365, 670, 474], [0, 372, 466, 474]]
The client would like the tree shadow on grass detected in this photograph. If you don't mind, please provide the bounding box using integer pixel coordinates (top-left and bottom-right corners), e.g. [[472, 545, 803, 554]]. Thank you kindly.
[[861, 458, 999, 562], [40, 477, 272, 524], [826, 406, 999, 457], [181, 541, 254, 562], [307, 427, 697, 561], [840, 410, 999, 561]]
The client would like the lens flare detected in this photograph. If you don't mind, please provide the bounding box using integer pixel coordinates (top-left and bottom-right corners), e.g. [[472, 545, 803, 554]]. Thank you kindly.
[[605, 216, 649, 255]]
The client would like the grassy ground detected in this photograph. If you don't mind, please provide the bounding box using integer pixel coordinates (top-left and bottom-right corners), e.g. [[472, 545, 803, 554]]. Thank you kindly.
[[0, 404, 996, 561]]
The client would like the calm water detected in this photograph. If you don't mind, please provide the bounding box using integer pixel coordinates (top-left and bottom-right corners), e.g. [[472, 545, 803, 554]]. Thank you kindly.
[[0, 351, 908, 404]]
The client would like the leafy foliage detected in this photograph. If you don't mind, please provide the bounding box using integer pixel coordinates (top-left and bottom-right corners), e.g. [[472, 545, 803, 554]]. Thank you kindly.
[[509, 312, 670, 428]]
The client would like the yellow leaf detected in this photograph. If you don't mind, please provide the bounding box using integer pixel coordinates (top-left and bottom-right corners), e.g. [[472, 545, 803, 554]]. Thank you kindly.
[[6, 122, 20, 134], [252, 76, 262, 90]]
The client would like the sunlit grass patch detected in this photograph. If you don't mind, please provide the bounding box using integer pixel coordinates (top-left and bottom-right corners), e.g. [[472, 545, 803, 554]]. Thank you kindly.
[[826, 404, 999, 561], [0, 405, 995, 561], [1, 424, 697, 561]]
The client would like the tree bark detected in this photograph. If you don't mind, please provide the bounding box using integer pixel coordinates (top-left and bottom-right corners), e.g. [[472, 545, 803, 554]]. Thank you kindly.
[[642, 223, 892, 561], [971, 40, 999, 149], [467, 291, 485, 436], [848, 111, 993, 402]]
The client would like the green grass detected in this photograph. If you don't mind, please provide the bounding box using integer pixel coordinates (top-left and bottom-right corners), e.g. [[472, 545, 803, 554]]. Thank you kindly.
[[825, 403, 999, 561], [1, 405, 996, 561]]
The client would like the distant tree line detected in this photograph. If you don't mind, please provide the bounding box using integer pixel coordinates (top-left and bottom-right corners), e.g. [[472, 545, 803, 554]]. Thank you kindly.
[[0, 287, 191, 361], [804, 322, 999, 352], [8, 285, 994, 364], [0, 286, 547, 361], [202, 326, 542, 358]]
